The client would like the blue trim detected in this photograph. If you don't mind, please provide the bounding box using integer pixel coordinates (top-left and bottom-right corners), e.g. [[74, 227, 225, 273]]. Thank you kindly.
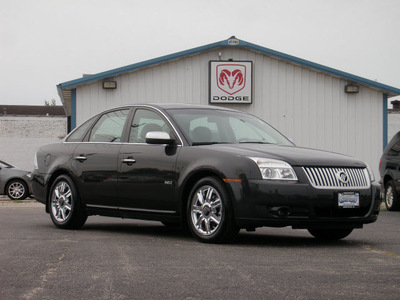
[[241, 41, 400, 96], [71, 89, 76, 130], [383, 93, 388, 150], [59, 40, 227, 90], [58, 38, 400, 96]]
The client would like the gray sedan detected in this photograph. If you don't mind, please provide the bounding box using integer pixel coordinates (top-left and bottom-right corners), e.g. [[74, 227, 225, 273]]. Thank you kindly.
[[0, 160, 32, 200]]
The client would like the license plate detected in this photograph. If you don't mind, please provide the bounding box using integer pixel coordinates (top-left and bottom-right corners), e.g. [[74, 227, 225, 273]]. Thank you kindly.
[[338, 192, 360, 208]]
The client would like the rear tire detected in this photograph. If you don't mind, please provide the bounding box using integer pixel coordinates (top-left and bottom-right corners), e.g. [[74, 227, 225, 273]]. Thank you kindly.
[[187, 177, 238, 243], [385, 180, 400, 211], [307, 228, 353, 240], [49, 175, 87, 229]]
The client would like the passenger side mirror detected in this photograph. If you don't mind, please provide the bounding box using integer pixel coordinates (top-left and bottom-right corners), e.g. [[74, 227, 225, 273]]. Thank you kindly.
[[146, 131, 175, 145]]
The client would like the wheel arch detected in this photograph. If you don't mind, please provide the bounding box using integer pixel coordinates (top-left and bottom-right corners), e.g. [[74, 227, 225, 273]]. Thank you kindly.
[[179, 169, 235, 225], [383, 174, 393, 187]]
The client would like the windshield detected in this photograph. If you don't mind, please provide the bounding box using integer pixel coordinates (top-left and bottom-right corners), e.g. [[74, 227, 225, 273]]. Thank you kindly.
[[0, 161, 14, 168], [167, 108, 294, 146]]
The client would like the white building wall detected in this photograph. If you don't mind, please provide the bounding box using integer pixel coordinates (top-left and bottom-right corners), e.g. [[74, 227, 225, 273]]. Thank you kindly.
[[75, 47, 384, 175], [388, 112, 400, 142], [0, 117, 67, 171]]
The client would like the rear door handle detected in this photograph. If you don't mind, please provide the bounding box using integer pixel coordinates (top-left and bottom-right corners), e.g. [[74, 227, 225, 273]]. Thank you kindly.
[[75, 155, 87, 162], [122, 158, 136, 165]]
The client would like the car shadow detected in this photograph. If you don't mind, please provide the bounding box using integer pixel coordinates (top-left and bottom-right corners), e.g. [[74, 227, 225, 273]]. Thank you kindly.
[[81, 221, 192, 241], [232, 231, 361, 248], [77, 220, 370, 248]]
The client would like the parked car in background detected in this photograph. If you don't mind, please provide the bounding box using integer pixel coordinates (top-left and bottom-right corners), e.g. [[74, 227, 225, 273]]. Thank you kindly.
[[33, 104, 380, 243], [379, 131, 400, 211], [0, 160, 32, 200]]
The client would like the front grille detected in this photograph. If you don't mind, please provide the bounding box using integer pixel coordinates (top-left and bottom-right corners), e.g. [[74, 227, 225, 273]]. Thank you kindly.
[[303, 167, 370, 189]]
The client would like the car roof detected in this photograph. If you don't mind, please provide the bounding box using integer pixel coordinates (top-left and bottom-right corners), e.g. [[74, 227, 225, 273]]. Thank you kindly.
[[153, 103, 235, 111], [107, 103, 241, 113], [112, 103, 238, 112]]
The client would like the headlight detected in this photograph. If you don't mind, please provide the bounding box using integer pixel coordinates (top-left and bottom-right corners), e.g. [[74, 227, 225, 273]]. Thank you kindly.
[[249, 157, 298, 181], [366, 164, 375, 182]]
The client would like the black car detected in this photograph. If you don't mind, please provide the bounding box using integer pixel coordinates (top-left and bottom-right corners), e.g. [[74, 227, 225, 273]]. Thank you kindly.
[[32, 104, 380, 243], [379, 131, 400, 211]]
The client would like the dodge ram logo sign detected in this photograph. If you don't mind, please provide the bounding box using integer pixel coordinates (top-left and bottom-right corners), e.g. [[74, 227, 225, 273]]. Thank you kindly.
[[217, 65, 246, 95], [210, 61, 252, 104]]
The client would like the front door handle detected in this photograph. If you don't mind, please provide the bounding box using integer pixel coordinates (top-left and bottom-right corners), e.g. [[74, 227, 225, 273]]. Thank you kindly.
[[75, 155, 87, 162], [122, 158, 136, 165]]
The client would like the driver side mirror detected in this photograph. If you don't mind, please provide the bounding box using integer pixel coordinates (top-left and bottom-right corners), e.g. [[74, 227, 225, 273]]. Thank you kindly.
[[146, 131, 175, 145]]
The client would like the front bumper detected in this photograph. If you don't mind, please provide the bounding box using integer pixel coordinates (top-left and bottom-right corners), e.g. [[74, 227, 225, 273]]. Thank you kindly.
[[229, 179, 381, 229]]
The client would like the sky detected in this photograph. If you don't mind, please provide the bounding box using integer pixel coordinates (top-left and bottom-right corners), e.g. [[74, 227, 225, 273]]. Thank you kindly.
[[1, 0, 400, 106]]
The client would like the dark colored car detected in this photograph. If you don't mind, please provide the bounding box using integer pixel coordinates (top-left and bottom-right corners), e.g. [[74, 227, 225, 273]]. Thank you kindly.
[[379, 131, 400, 211], [0, 160, 32, 200], [32, 104, 380, 243]]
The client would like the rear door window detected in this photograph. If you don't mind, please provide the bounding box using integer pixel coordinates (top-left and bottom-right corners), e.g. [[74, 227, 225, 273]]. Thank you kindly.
[[88, 110, 129, 143], [66, 116, 97, 142]]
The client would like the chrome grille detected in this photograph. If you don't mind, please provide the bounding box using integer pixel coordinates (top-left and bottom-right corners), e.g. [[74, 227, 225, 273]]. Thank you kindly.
[[303, 167, 370, 189]]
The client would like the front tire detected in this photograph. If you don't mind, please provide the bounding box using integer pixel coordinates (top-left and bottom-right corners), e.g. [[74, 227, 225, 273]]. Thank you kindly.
[[307, 228, 353, 240], [187, 177, 238, 243], [6, 179, 28, 200], [49, 175, 87, 229], [385, 180, 400, 211]]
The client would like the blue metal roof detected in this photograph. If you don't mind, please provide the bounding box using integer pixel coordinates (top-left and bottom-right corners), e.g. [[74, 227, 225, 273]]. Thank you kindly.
[[58, 37, 400, 96]]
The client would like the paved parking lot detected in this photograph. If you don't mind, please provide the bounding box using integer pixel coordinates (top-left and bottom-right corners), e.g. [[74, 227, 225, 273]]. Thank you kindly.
[[1, 201, 399, 300]]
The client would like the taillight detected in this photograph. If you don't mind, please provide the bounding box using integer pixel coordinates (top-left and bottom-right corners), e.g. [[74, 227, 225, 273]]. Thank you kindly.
[[379, 158, 382, 169], [34, 152, 38, 170]]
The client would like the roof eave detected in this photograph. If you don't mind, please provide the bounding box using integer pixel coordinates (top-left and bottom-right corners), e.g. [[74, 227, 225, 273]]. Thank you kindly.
[[58, 38, 400, 97], [239, 40, 400, 97], [57, 85, 71, 116], [58, 40, 229, 91]]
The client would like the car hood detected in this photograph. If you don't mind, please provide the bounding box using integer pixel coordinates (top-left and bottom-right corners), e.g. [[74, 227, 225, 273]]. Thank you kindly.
[[203, 144, 366, 167], [2, 168, 31, 177]]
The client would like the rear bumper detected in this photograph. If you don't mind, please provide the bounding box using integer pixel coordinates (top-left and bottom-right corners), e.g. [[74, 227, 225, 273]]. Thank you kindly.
[[229, 180, 381, 229], [31, 172, 49, 206]]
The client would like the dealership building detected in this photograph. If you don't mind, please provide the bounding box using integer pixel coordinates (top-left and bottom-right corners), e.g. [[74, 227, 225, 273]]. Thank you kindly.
[[57, 37, 400, 175]]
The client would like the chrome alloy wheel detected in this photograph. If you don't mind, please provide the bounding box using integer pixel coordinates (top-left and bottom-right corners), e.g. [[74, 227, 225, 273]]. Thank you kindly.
[[386, 184, 394, 208], [190, 185, 223, 236], [51, 181, 73, 222], [8, 181, 26, 199]]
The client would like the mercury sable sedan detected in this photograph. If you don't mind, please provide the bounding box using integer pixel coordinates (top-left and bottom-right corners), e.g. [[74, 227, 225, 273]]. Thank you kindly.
[[32, 104, 380, 243]]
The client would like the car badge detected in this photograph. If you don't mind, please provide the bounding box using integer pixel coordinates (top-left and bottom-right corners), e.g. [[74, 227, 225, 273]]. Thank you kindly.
[[336, 171, 349, 184]]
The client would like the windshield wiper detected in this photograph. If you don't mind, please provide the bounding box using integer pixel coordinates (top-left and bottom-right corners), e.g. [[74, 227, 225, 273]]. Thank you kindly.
[[238, 141, 273, 144], [192, 142, 230, 146]]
